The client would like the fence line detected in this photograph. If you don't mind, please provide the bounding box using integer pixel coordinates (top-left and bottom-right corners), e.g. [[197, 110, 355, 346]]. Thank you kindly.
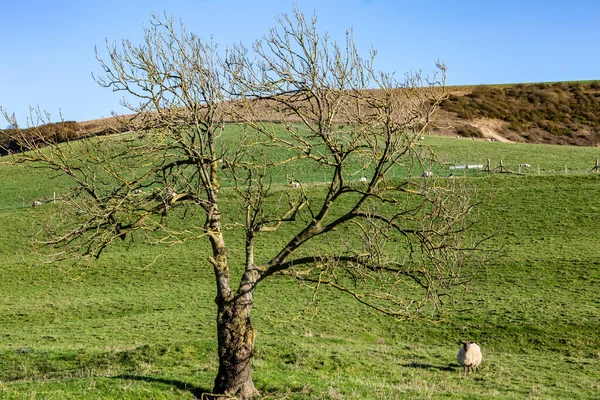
[[2, 160, 599, 212]]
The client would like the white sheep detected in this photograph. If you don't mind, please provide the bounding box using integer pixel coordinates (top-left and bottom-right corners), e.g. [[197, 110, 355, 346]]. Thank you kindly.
[[519, 163, 531, 168], [421, 171, 433, 178], [32, 200, 42, 208], [290, 181, 301, 188], [457, 341, 482, 375], [359, 176, 368, 183]]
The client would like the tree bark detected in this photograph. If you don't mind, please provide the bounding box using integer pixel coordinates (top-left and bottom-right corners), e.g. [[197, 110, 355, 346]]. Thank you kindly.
[[212, 296, 258, 399]]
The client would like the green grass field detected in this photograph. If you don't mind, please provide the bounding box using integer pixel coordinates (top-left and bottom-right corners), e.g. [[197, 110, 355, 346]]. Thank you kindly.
[[1, 133, 599, 399]]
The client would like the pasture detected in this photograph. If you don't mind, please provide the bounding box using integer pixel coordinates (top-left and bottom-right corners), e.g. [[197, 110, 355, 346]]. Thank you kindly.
[[0, 133, 599, 399]]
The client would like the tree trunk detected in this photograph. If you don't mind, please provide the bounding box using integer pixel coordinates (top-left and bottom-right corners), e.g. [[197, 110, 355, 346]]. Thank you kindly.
[[212, 297, 258, 399]]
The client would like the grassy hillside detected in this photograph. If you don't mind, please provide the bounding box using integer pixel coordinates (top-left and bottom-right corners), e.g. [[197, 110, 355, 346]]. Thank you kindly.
[[0, 135, 599, 398], [4, 80, 600, 157]]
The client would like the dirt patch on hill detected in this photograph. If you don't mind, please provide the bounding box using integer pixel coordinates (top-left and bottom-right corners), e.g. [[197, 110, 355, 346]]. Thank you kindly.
[[470, 118, 513, 143], [429, 111, 516, 142]]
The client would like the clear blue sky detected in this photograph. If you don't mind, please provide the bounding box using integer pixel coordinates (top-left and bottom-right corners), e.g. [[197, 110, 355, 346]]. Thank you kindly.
[[2, 0, 599, 123]]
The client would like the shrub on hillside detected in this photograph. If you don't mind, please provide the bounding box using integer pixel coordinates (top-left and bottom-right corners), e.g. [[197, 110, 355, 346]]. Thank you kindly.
[[456, 125, 483, 138], [441, 82, 600, 145], [0, 121, 81, 155]]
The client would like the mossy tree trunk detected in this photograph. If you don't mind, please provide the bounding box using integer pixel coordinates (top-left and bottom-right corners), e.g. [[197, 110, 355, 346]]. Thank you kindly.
[[209, 199, 260, 399], [212, 295, 258, 399]]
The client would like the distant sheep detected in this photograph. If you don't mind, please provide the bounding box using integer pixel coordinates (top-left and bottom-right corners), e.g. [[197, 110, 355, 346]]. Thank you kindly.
[[457, 341, 482, 375], [421, 171, 433, 178], [359, 176, 368, 183], [132, 188, 143, 194], [32, 200, 42, 208], [290, 181, 301, 188], [519, 163, 531, 168]]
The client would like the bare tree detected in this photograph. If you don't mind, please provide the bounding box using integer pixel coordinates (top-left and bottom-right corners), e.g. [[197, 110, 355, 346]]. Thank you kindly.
[[2, 9, 488, 399]]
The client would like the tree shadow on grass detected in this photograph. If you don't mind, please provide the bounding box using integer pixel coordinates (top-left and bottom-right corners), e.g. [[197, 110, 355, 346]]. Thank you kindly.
[[113, 374, 212, 398], [404, 362, 456, 372]]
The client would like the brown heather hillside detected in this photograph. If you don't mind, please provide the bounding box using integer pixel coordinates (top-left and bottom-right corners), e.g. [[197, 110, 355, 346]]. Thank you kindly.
[[2, 81, 600, 155], [0, 116, 127, 156], [440, 81, 600, 146]]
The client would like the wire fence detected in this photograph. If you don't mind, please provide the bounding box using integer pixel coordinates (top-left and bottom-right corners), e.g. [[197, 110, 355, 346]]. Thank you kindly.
[[2, 159, 600, 213], [0, 192, 62, 212], [444, 158, 600, 177]]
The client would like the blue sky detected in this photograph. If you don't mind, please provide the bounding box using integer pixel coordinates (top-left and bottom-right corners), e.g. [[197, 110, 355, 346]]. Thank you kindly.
[[2, 0, 599, 123]]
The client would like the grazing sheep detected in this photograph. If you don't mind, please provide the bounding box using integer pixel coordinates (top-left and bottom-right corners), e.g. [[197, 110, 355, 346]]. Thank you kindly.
[[132, 188, 143, 194], [32, 200, 42, 207], [290, 181, 301, 188], [457, 341, 482, 375], [519, 163, 531, 168], [359, 176, 368, 183], [421, 171, 433, 178]]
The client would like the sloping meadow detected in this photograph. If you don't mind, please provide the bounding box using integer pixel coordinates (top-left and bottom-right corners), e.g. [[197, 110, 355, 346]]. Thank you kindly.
[[0, 129, 599, 398]]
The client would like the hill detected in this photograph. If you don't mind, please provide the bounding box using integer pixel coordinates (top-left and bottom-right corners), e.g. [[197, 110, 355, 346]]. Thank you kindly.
[[2, 81, 600, 156]]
